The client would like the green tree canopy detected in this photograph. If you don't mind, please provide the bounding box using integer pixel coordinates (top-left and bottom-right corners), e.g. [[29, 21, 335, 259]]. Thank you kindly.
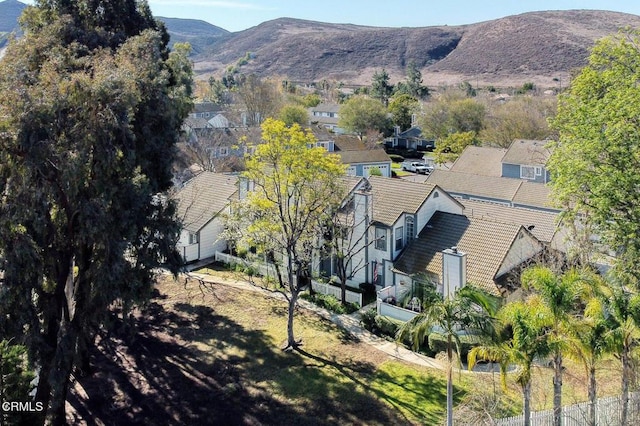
[[548, 29, 640, 282], [388, 94, 418, 131], [228, 118, 346, 350], [419, 95, 485, 141], [0, 1, 192, 422], [433, 131, 477, 165], [370, 68, 394, 106], [278, 104, 309, 127], [338, 96, 389, 138]]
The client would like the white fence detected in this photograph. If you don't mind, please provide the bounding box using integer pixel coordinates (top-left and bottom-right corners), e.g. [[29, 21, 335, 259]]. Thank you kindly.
[[495, 392, 640, 426], [214, 252, 363, 307], [311, 280, 363, 307], [376, 286, 419, 322], [214, 251, 278, 278], [182, 244, 199, 262]]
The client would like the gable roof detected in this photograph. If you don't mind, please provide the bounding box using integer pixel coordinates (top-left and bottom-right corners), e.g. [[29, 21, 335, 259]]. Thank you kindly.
[[450, 146, 507, 177], [367, 176, 439, 226], [426, 169, 557, 211], [337, 149, 391, 165], [502, 139, 551, 166], [175, 172, 238, 233], [426, 169, 523, 201], [460, 199, 560, 243], [309, 103, 341, 114], [393, 212, 542, 295]]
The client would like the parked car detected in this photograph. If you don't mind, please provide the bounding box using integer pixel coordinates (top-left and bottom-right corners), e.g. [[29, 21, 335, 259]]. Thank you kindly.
[[401, 161, 433, 174]]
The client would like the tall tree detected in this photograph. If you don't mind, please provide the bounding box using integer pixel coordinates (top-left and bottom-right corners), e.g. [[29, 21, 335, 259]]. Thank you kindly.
[[230, 118, 346, 350], [521, 266, 584, 426], [388, 94, 418, 131], [548, 29, 640, 283], [403, 60, 429, 99], [0, 1, 191, 423], [370, 69, 394, 106], [338, 96, 389, 138], [397, 285, 500, 426], [469, 297, 552, 426], [420, 95, 485, 141], [236, 74, 283, 126]]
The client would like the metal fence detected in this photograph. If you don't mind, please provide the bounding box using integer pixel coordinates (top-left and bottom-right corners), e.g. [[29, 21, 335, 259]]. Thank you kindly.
[[495, 392, 640, 426]]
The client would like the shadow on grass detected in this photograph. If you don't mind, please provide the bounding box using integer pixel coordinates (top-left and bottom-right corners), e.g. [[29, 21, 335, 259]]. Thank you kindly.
[[67, 287, 414, 425]]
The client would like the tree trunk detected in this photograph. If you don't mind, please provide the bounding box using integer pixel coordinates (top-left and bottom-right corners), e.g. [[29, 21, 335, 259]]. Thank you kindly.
[[284, 255, 299, 350], [446, 334, 453, 426], [588, 365, 596, 426], [523, 381, 532, 426], [45, 323, 78, 426], [552, 352, 563, 426], [621, 347, 631, 426]]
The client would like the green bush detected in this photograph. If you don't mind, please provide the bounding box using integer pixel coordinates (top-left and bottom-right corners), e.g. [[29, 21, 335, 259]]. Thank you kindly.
[[360, 308, 378, 331], [301, 293, 359, 314], [243, 265, 256, 276], [374, 315, 402, 338], [388, 154, 405, 163], [428, 333, 477, 362]]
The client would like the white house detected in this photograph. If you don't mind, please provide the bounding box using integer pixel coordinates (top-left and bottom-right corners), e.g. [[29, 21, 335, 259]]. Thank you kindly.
[[175, 172, 238, 262]]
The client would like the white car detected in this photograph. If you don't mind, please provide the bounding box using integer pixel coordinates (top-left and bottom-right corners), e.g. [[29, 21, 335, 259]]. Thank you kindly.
[[401, 161, 433, 174]]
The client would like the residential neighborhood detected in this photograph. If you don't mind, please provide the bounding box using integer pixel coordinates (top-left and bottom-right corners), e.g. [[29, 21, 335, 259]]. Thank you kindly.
[[3, 1, 640, 425]]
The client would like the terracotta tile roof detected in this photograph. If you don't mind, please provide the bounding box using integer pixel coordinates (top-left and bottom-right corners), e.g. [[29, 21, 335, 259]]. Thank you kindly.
[[460, 199, 560, 243], [450, 146, 507, 177], [367, 176, 437, 226], [426, 169, 522, 201], [502, 139, 551, 166], [175, 172, 238, 233], [393, 212, 539, 295]]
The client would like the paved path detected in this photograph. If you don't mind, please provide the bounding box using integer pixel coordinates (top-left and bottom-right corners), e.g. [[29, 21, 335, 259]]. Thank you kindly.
[[182, 269, 446, 370]]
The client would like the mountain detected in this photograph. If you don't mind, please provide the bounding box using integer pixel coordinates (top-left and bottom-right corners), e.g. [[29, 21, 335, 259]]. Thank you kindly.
[[156, 17, 230, 56], [193, 10, 640, 88], [0, 0, 26, 48]]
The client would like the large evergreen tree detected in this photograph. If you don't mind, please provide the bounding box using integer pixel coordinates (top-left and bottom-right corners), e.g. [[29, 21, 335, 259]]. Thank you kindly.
[[0, 1, 192, 423]]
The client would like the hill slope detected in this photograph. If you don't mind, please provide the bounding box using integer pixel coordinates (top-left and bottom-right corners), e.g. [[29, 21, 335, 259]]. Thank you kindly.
[[193, 10, 640, 88]]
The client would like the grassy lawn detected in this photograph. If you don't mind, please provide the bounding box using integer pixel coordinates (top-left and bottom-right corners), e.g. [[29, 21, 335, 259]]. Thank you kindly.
[[391, 162, 412, 177], [68, 272, 629, 425]]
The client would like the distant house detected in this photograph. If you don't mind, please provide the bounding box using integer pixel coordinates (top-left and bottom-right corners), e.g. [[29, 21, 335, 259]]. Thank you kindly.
[[383, 126, 434, 151], [189, 102, 223, 120], [313, 133, 392, 177], [425, 139, 558, 212], [175, 172, 238, 262], [501, 139, 552, 183], [308, 103, 344, 133]]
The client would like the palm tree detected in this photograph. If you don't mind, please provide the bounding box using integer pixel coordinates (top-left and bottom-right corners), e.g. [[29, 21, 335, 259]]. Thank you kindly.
[[566, 294, 610, 426], [603, 275, 640, 426], [468, 297, 552, 426], [396, 285, 501, 426], [521, 266, 585, 426]]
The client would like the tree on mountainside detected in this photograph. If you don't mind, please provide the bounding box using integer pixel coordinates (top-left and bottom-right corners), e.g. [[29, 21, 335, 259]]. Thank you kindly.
[[548, 29, 640, 283], [227, 119, 346, 350], [0, 1, 192, 423]]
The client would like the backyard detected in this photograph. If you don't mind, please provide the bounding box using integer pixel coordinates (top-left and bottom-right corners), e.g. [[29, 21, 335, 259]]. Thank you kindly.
[[65, 271, 629, 425]]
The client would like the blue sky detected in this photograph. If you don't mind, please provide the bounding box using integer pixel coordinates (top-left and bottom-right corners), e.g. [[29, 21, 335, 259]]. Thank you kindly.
[[144, 0, 640, 32]]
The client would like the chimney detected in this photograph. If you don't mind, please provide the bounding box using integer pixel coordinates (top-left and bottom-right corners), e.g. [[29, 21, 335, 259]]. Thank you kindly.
[[442, 246, 466, 299]]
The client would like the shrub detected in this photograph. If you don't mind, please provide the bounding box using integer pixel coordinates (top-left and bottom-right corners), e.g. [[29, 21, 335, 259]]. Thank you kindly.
[[243, 265, 256, 276], [360, 308, 378, 331], [388, 154, 405, 163], [428, 333, 477, 363], [374, 315, 402, 339], [301, 293, 359, 314]]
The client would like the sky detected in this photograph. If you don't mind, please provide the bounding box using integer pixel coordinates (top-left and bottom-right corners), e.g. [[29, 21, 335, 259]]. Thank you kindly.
[[143, 0, 640, 32]]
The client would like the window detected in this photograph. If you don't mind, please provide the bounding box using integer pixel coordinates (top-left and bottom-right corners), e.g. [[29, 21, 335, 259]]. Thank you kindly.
[[188, 232, 199, 244], [218, 146, 229, 157], [395, 226, 404, 251], [520, 165, 536, 180], [406, 216, 415, 243], [375, 227, 386, 251], [535, 166, 543, 176]]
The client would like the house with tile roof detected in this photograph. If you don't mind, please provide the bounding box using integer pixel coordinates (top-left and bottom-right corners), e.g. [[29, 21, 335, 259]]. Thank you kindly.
[[174, 172, 238, 262], [339, 176, 465, 289], [501, 139, 552, 183], [312, 132, 392, 177], [391, 212, 545, 297]]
